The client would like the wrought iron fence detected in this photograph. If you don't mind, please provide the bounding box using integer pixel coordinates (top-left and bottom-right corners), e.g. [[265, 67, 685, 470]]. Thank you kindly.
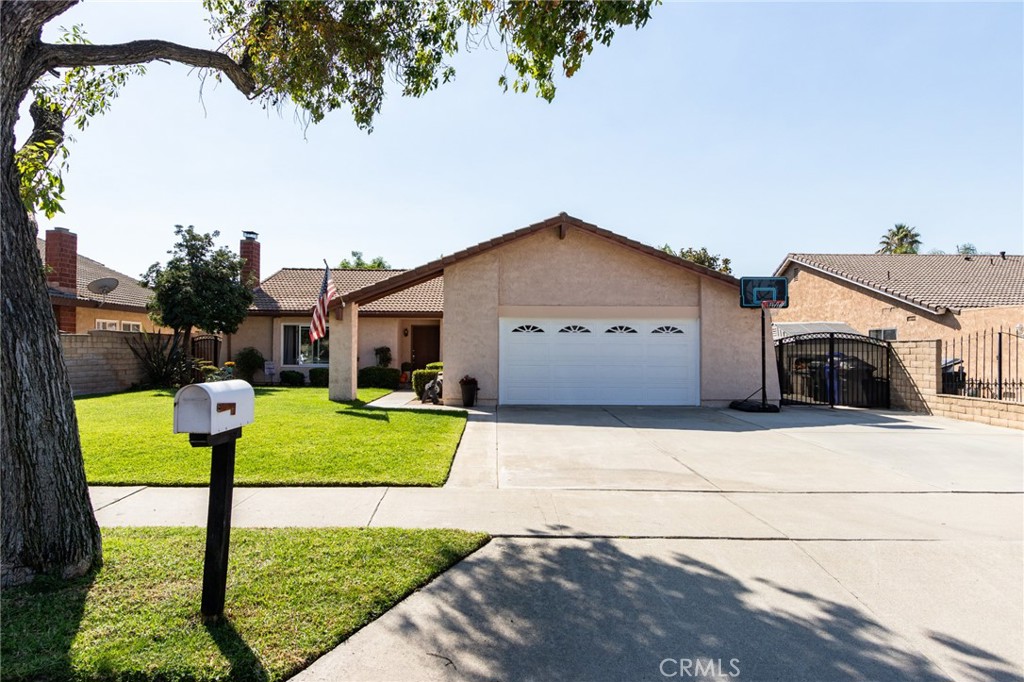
[[941, 327, 1024, 403], [775, 332, 891, 408]]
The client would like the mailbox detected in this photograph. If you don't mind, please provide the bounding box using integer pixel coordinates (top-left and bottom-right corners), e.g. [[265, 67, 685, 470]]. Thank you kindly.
[[174, 380, 254, 436]]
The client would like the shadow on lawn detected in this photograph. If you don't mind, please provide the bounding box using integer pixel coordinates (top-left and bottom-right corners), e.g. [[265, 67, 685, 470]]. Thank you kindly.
[[0, 572, 93, 681], [206, 617, 269, 681], [336, 407, 391, 422]]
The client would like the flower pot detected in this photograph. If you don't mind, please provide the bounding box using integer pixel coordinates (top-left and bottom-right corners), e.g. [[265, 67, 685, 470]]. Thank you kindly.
[[460, 382, 478, 407]]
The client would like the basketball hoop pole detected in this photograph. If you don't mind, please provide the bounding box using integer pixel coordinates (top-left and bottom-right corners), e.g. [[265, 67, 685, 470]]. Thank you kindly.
[[760, 305, 767, 409]]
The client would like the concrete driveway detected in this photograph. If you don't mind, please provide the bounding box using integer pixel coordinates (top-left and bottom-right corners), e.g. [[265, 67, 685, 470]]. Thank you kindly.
[[291, 405, 1023, 682], [492, 405, 1023, 492]]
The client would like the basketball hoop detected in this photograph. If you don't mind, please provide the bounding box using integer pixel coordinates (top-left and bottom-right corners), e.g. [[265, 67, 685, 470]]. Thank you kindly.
[[760, 300, 786, 310]]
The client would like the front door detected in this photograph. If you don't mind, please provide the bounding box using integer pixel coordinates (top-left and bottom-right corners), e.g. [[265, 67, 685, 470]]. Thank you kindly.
[[411, 325, 441, 371]]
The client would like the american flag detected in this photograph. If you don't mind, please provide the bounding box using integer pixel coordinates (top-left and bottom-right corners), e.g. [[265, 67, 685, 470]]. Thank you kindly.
[[310, 261, 337, 342]]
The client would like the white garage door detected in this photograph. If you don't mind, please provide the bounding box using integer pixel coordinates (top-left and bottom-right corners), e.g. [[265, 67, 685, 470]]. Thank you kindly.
[[498, 318, 700, 405]]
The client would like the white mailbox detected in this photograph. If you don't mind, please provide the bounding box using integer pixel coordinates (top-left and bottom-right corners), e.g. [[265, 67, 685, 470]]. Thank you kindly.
[[174, 380, 255, 435]]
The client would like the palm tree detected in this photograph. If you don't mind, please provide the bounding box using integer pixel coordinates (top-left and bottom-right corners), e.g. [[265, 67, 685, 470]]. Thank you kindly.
[[877, 224, 922, 254]]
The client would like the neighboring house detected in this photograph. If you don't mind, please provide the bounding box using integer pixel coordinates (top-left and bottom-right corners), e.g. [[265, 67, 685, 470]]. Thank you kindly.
[[226, 233, 442, 383], [38, 227, 160, 333], [326, 213, 778, 407], [772, 253, 1024, 342]]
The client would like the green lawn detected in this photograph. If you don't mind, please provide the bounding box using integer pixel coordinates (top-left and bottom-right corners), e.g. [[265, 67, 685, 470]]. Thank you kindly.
[[1, 527, 488, 682], [76, 388, 467, 486]]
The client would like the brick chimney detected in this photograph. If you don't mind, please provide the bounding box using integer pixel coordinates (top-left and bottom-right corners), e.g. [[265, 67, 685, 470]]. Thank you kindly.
[[240, 231, 260, 287], [45, 227, 78, 333], [45, 227, 77, 294]]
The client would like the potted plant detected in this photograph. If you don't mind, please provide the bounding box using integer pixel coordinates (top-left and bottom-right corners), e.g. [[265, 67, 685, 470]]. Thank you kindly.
[[459, 375, 478, 407]]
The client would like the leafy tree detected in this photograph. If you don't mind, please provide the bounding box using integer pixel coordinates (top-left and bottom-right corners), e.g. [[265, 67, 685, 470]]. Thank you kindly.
[[338, 251, 390, 269], [141, 225, 254, 364], [877, 223, 922, 254], [15, 25, 145, 218], [1, 0, 656, 586], [956, 243, 978, 256], [660, 244, 733, 274]]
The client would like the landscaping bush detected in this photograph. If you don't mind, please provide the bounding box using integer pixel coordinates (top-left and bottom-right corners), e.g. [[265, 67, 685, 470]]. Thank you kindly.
[[358, 366, 400, 390], [308, 367, 329, 387], [374, 346, 393, 368], [234, 346, 265, 383], [412, 369, 441, 399], [425, 362, 443, 371], [279, 370, 305, 386]]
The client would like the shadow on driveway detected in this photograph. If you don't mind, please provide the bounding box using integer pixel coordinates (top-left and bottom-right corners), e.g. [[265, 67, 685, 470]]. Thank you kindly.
[[372, 538, 1018, 682]]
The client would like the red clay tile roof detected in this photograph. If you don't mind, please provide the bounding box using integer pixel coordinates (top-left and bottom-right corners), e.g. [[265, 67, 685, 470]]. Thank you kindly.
[[252, 268, 442, 315], [36, 238, 153, 310], [775, 253, 1024, 314], [337, 213, 740, 308]]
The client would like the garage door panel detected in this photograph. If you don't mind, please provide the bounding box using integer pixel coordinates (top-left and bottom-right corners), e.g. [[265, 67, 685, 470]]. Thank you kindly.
[[499, 318, 700, 406]]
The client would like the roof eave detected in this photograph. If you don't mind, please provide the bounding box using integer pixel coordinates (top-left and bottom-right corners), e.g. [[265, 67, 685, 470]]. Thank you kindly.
[[336, 213, 739, 309]]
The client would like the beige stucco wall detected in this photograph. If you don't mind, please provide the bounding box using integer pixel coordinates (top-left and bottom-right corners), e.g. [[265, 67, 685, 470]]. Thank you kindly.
[[774, 266, 1024, 341], [700, 277, 781, 405], [444, 252, 501, 403], [442, 225, 770, 406], [358, 318, 400, 369], [225, 316, 274, 382], [77, 307, 164, 333]]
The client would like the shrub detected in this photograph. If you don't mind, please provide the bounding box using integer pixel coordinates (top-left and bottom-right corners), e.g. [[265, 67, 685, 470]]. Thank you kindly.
[[279, 370, 305, 387], [400, 362, 413, 372], [425, 362, 443, 371], [412, 369, 441, 399], [373, 346, 393, 368], [234, 346, 265, 383], [358, 366, 400, 389], [125, 330, 196, 388], [308, 367, 329, 387]]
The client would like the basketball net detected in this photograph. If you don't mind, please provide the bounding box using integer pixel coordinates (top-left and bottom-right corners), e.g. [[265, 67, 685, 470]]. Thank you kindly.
[[760, 300, 785, 310]]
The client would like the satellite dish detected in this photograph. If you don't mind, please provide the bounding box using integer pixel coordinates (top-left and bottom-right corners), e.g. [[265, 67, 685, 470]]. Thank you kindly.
[[87, 277, 119, 301]]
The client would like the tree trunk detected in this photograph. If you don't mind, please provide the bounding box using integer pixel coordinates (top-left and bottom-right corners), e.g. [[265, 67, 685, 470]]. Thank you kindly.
[[1, 0, 101, 588]]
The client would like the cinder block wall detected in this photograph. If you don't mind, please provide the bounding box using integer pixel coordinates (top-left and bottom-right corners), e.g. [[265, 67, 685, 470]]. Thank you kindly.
[[890, 340, 940, 412], [890, 339, 1022, 429], [60, 330, 148, 395]]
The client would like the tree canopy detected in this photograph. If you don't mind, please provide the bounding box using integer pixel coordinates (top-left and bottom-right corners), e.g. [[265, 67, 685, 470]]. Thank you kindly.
[[141, 225, 254, 341], [1, 0, 658, 586], [338, 251, 391, 269], [877, 223, 922, 254], [660, 244, 733, 274]]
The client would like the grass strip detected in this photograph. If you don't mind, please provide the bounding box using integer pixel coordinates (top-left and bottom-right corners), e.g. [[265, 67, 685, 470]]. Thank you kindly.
[[2, 526, 488, 681]]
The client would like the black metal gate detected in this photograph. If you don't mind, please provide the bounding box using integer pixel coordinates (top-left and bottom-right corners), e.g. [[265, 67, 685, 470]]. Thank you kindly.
[[775, 332, 891, 408]]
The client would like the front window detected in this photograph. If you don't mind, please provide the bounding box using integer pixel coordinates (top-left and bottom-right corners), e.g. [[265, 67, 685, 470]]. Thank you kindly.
[[283, 324, 329, 365], [868, 328, 897, 341]]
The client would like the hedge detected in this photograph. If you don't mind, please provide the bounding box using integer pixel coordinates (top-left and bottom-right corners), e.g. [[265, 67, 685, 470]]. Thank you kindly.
[[279, 370, 305, 387], [425, 362, 443, 371], [308, 368, 329, 387], [412, 369, 441, 399], [358, 366, 400, 390]]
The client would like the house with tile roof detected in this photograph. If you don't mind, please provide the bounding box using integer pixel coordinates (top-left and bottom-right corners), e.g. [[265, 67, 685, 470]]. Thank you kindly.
[[225, 233, 443, 383], [771, 253, 1024, 342], [227, 214, 780, 406], [38, 227, 162, 334], [321, 213, 777, 406]]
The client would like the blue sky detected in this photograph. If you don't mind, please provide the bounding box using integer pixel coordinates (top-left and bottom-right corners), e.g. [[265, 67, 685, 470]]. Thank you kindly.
[[22, 1, 1023, 282]]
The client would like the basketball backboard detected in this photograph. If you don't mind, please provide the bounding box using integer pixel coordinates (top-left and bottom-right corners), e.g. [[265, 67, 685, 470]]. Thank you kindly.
[[739, 277, 789, 308]]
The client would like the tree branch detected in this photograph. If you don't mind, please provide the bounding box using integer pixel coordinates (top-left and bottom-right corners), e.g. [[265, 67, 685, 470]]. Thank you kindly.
[[29, 40, 256, 96]]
